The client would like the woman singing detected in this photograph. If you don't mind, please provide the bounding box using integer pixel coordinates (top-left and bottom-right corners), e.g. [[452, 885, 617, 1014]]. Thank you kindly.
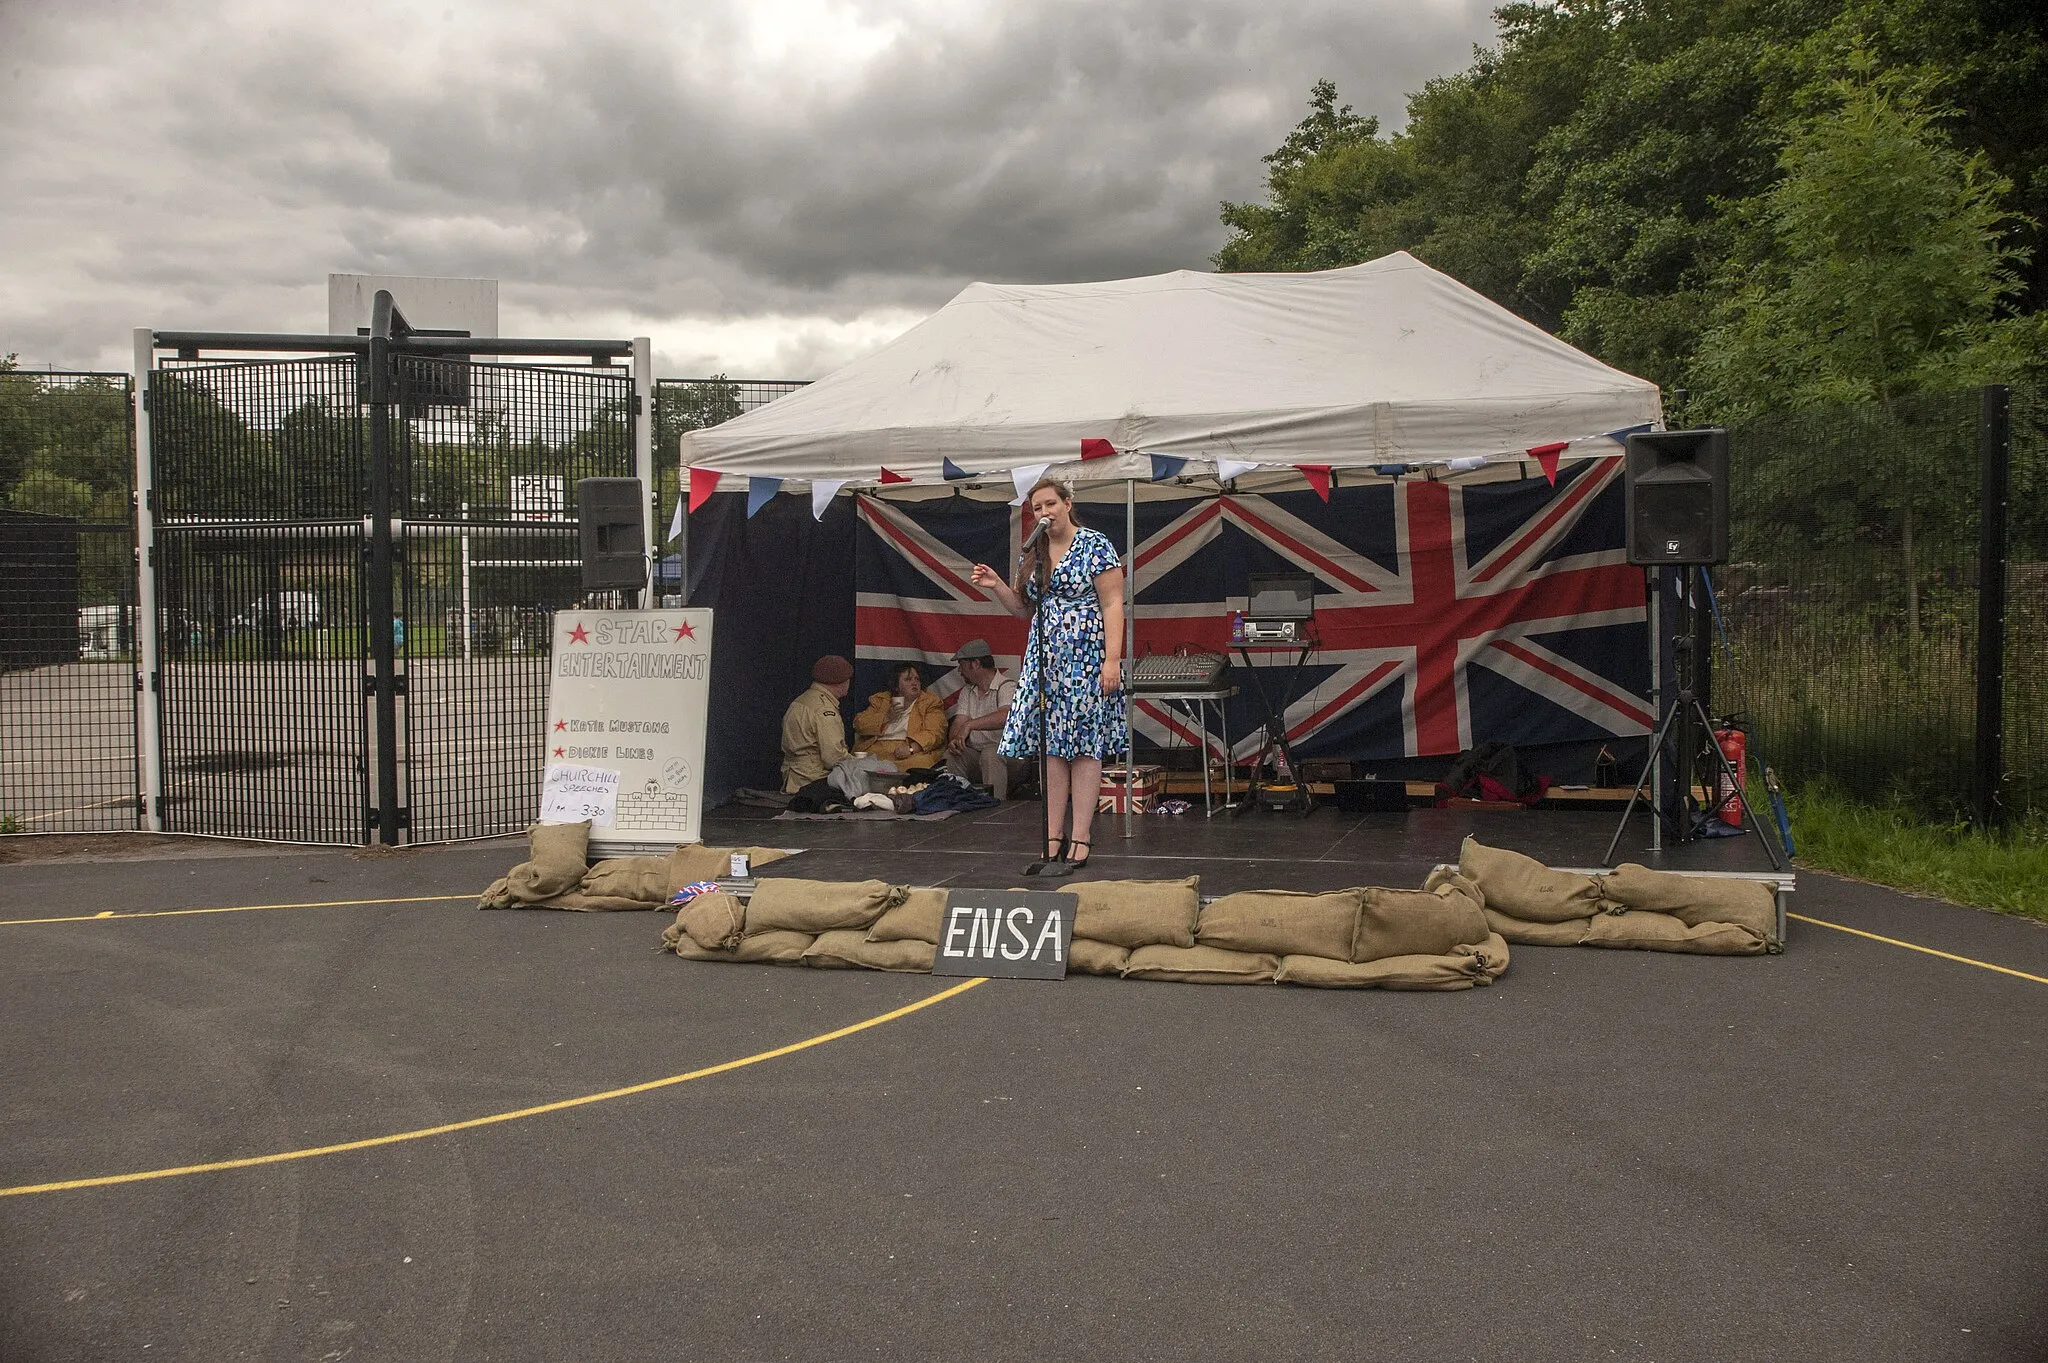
[[970, 478, 1127, 873]]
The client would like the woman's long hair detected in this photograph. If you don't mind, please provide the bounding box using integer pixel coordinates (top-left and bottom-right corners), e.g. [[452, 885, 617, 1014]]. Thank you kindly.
[[1012, 478, 1073, 595]]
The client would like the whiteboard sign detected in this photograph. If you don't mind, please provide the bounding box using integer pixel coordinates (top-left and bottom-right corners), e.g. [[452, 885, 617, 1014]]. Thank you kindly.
[[541, 609, 713, 853]]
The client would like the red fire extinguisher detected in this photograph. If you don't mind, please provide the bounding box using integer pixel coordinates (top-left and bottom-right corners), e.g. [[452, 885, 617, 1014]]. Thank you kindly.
[[1713, 725, 1747, 826]]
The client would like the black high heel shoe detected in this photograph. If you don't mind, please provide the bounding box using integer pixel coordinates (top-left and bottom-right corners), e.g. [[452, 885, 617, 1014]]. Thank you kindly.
[[1025, 836, 1070, 877], [1065, 839, 1091, 871]]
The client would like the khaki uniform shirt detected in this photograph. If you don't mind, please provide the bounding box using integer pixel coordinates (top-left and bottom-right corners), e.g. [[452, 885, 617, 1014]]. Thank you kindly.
[[955, 669, 1016, 749], [781, 683, 850, 792]]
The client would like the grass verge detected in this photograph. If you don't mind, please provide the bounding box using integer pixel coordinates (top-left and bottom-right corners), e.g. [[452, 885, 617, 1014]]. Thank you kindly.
[[1783, 783, 2048, 923]]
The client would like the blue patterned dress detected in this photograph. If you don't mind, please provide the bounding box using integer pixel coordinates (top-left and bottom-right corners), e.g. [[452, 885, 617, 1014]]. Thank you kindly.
[[999, 526, 1129, 761]]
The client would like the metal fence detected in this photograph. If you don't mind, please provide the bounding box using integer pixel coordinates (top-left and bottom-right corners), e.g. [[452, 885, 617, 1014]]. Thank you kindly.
[[0, 370, 139, 833], [1715, 383, 2045, 826], [651, 377, 807, 537]]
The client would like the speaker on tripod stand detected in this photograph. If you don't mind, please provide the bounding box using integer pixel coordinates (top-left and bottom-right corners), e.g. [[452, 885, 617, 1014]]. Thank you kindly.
[[1604, 428, 1776, 868]]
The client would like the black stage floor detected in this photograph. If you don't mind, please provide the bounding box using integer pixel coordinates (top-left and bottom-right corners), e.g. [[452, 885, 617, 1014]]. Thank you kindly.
[[707, 796, 1782, 895]]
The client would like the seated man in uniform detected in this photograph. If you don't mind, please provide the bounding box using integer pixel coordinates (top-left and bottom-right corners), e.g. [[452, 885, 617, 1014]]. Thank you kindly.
[[943, 639, 1030, 799], [780, 655, 853, 793]]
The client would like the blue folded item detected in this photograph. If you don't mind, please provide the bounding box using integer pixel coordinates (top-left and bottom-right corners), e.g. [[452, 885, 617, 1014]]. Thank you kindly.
[[911, 773, 1000, 814]]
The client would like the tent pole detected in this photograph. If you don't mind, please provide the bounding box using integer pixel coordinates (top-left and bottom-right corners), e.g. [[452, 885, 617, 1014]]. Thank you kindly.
[[1124, 477, 1136, 840]]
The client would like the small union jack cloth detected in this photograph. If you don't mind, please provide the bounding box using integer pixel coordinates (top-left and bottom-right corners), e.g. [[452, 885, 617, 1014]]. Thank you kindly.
[[667, 881, 722, 906]]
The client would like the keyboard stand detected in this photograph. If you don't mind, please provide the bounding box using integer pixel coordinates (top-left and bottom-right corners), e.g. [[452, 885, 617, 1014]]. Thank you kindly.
[[1130, 686, 1237, 816]]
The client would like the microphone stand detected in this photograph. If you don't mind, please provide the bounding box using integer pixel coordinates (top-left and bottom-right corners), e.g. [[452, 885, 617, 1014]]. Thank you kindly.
[[1021, 535, 1068, 877]]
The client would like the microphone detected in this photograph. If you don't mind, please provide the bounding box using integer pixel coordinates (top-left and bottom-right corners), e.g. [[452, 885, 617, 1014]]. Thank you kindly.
[[1020, 515, 1053, 554]]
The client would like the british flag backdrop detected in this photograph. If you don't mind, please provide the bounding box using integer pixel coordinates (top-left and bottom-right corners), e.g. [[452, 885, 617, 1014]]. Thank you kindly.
[[852, 462, 1653, 765]]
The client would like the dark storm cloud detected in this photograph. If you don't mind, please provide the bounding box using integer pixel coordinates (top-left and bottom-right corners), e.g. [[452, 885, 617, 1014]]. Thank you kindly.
[[0, 0, 1498, 372]]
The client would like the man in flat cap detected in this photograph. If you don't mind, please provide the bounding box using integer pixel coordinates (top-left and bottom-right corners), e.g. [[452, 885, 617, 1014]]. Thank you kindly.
[[781, 655, 853, 793], [944, 639, 1027, 798]]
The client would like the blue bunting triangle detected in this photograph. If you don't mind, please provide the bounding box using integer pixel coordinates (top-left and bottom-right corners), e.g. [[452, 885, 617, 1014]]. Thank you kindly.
[[942, 457, 972, 481], [1604, 422, 1654, 444], [1148, 454, 1187, 482], [745, 476, 782, 518]]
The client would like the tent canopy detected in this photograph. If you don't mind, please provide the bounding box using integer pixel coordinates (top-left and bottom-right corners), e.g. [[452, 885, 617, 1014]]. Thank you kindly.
[[680, 252, 1662, 486]]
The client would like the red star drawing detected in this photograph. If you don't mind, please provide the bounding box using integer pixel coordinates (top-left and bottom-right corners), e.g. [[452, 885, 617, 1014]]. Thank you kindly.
[[552, 719, 566, 732], [674, 620, 696, 641], [568, 623, 590, 644], [552, 746, 565, 758]]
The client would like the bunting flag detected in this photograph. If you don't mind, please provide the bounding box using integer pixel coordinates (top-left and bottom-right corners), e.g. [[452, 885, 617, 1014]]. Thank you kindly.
[[667, 495, 684, 542], [878, 467, 913, 485], [1444, 455, 1489, 473], [1297, 464, 1333, 501], [1215, 457, 1260, 484], [1080, 438, 1117, 461], [1011, 462, 1052, 505], [812, 479, 848, 521], [1527, 441, 1569, 486], [687, 467, 722, 513], [1149, 453, 1188, 482], [1372, 463, 1415, 479], [942, 457, 972, 481], [746, 476, 782, 519], [851, 465, 1651, 764], [1604, 423, 1655, 444]]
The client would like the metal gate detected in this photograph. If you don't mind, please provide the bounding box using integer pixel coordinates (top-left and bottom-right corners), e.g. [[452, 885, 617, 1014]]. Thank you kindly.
[[139, 320, 646, 844]]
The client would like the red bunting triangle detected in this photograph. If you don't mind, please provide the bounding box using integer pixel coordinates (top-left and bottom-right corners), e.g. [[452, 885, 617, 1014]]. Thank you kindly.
[[687, 467, 721, 512], [878, 467, 912, 485], [1296, 464, 1332, 501], [1527, 441, 1568, 485], [1080, 438, 1117, 461]]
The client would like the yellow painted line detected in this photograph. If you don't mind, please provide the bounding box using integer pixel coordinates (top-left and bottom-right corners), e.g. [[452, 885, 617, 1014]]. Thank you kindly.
[[1788, 912, 2048, 985], [0, 893, 475, 927], [1, 976, 986, 1198]]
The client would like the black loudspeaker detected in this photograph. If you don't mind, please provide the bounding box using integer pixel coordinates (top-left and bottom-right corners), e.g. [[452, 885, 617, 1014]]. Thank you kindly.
[[577, 477, 647, 589], [1625, 428, 1728, 566]]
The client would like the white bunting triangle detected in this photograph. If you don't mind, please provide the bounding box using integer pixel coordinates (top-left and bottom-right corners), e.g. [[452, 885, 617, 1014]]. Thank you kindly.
[[811, 478, 848, 521], [1010, 463, 1052, 506], [1215, 458, 1261, 485], [666, 495, 684, 542]]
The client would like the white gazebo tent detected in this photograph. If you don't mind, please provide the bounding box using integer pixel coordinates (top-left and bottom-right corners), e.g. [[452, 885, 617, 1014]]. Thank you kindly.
[[678, 251, 1664, 832]]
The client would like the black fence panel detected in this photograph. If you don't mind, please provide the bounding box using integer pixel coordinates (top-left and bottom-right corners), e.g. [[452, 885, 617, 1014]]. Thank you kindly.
[[1716, 384, 2043, 824], [0, 370, 139, 833], [151, 357, 368, 842], [398, 359, 636, 842]]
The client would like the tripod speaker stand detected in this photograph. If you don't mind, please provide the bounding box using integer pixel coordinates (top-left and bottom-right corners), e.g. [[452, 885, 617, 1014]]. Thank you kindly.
[[1603, 566, 1782, 871]]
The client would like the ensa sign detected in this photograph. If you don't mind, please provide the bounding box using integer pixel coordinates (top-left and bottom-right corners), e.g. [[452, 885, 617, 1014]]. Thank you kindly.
[[931, 891, 1077, 981]]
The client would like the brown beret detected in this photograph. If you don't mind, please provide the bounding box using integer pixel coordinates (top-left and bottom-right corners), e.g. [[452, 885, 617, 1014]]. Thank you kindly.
[[812, 655, 853, 685]]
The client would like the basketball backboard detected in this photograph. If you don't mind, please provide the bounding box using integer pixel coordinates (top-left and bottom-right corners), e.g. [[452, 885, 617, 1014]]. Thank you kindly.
[[327, 274, 498, 339]]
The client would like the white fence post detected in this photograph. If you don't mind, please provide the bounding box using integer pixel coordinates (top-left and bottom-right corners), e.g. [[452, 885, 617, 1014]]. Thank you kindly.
[[131, 327, 164, 833]]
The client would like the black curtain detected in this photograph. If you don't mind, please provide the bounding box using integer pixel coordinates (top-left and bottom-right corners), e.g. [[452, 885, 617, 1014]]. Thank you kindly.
[[684, 491, 857, 805]]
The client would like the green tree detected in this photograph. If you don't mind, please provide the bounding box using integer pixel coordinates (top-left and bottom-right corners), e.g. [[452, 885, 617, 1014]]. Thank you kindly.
[[1693, 47, 2038, 629]]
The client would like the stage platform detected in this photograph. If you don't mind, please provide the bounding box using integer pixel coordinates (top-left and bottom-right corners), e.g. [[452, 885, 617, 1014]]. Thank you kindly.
[[702, 796, 1784, 898]]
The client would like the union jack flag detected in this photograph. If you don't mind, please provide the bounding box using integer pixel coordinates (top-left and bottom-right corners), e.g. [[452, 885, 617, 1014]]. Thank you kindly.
[[852, 462, 1652, 764]]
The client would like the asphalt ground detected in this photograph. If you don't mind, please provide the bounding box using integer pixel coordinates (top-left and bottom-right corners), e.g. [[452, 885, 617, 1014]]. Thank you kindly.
[[1, 809, 2044, 1362]]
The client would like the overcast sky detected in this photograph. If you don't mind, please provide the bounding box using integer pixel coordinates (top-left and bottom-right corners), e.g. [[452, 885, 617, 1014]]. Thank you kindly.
[[0, 0, 1499, 379]]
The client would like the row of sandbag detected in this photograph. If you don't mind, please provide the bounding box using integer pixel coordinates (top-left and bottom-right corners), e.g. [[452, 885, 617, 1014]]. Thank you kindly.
[[1441, 837, 1779, 954], [477, 820, 791, 911], [661, 874, 1511, 990]]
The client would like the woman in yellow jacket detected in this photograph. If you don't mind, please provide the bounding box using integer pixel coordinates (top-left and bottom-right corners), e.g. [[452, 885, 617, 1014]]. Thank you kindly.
[[853, 662, 949, 770]]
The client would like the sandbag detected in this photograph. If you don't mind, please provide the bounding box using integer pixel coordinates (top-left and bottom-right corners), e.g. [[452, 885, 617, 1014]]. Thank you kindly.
[[1352, 885, 1490, 962], [1277, 934, 1511, 990], [666, 843, 792, 888], [1067, 938, 1131, 976], [1582, 910, 1768, 955], [803, 930, 937, 973], [1421, 865, 1486, 908], [1599, 864, 1777, 940], [669, 936, 740, 961], [677, 891, 746, 951], [492, 820, 591, 903], [866, 887, 951, 945], [532, 890, 653, 913], [1482, 908, 1592, 946], [1457, 837, 1606, 923], [732, 930, 816, 963], [743, 879, 901, 936], [581, 855, 671, 904], [1121, 943, 1277, 984], [1069, 877, 1200, 949], [1196, 889, 1360, 960]]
